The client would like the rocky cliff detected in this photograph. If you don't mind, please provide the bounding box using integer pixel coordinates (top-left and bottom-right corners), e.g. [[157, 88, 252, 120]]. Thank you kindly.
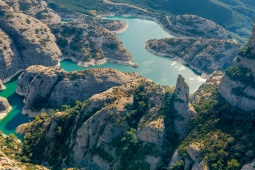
[[17, 66, 140, 115], [0, 96, 11, 120], [0, 132, 48, 170], [3, 0, 61, 24], [219, 19, 255, 111], [172, 75, 196, 139], [146, 38, 240, 77], [0, 1, 61, 81], [21, 78, 166, 169], [50, 22, 132, 66]]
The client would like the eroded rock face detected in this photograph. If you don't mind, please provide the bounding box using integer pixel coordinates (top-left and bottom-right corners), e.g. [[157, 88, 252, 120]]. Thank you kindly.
[[3, 0, 61, 24], [0, 1, 61, 80], [23, 79, 166, 169], [0, 150, 21, 170], [219, 20, 255, 111], [17, 66, 141, 115], [51, 23, 132, 66], [0, 28, 23, 81], [241, 160, 255, 170], [173, 75, 196, 139], [0, 97, 11, 120]]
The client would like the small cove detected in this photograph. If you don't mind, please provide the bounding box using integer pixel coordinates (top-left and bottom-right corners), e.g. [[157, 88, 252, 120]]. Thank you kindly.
[[0, 16, 205, 137]]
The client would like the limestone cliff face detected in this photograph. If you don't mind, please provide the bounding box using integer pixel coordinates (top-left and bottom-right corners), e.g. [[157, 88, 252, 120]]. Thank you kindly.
[[0, 28, 23, 81], [172, 75, 196, 139], [219, 20, 255, 111], [51, 23, 132, 66], [0, 1, 61, 80], [0, 96, 11, 120], [3, 0, 61, 24], [23, 79, 167, 169], [17, 66, 140, 115], [146, 38, 240, 76]]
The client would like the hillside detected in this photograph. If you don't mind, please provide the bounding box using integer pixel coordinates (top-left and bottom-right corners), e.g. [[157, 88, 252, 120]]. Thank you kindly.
[[111, 0, 255, 41]]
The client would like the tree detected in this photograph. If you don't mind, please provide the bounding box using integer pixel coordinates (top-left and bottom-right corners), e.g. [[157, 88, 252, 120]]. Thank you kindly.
[[226, 159, 240, 170]]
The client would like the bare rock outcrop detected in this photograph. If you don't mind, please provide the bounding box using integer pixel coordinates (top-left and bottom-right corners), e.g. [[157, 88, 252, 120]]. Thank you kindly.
[[0, 97, 11, 120], [241, 160, 255, 170], [0, 1, 61, 80], [0, 79, 6, 91], [0, 28, 23, 81], [219, 20, 255, 111], [51, 23, 132, 66], [17, 66, 141, 115], [172, 75, 196, 139], [22, 79, 166, 169], [0, 150, 21, 170], [3, 0, 61, 24]]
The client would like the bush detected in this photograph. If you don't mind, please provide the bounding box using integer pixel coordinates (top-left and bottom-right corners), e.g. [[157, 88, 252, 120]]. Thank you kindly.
[[225, 66, 252, 84]]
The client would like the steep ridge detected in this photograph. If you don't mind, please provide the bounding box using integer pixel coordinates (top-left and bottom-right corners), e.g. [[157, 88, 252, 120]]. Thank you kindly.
[[16, 66, 141, 116], [219, 19, 255, 111], [172, 75, 196, 139], [18, 69, 198, 169], [3, 0, 61, 24], [0, 1, 61, 81], [0, 28, 23, 81]]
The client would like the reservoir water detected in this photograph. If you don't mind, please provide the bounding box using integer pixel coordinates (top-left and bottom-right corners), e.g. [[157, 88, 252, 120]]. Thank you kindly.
[[61, 17, 205, 92], [0, 16, 205, 137]]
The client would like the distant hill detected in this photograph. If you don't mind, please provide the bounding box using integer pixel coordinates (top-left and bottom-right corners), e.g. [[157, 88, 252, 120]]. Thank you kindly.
[[110, 0, 255, 41]]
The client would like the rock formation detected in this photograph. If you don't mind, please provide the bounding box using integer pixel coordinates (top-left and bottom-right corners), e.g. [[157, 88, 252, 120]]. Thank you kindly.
[[0, 97, 11, 120], [146, 38, 240, 76], [0, 28, 23, 81], [0, 1, 61, 80], [3, 0, 61, 24], [22, 78, 167, 169], [219, 20, 255, 111], [51, 23, 132, 66], [17, 66, 141, 115], [0, 79, 6, 91], [172, 75, 196, 139]]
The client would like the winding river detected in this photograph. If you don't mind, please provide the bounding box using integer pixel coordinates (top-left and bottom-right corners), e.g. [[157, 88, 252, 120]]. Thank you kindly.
[[0, 16, 205, 137]]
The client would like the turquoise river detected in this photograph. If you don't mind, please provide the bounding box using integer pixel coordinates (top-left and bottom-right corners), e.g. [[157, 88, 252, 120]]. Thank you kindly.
[[0, 16, 205, 137]]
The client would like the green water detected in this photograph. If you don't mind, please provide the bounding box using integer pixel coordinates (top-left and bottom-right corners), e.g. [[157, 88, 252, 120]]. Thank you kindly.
[[0, 16, 205, 137], [0, 74, 32, 138], [61, 16, 205, 92]]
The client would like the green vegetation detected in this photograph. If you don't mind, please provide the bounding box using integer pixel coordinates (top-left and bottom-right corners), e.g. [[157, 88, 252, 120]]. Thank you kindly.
[[225, 66, 252, 84], [22, 99, 115, 167], [112, 0, 255, 39], [157, 91, 180, 169], [178, 81, 255, 169], [238, 45, 255, 59]]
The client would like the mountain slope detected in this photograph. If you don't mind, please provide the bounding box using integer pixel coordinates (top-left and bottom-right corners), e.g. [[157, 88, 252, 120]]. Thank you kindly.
[[111, 0, 255, 40]]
